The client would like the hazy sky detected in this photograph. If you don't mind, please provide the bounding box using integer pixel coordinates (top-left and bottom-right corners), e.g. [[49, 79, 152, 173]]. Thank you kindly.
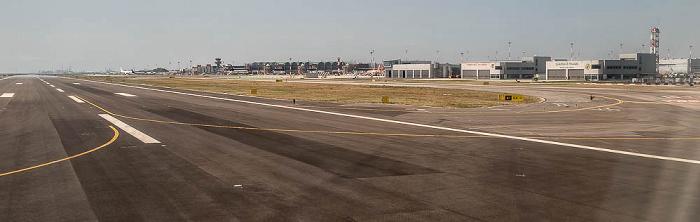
[[0, 0, 697, 73]]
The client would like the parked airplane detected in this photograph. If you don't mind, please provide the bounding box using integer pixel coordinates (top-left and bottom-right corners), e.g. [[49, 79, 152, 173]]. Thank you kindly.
[[364, 65, 383, 76], [120, 68, 135, 74]]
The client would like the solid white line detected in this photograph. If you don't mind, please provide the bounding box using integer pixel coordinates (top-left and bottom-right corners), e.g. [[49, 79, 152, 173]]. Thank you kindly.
[[98, 114, 160, 144], [56, 89, 65, 93], [115, 93, 136, 97], [70, 78, 700, 165], [68, 96, 85, 103], [0, 93, 14, 98]]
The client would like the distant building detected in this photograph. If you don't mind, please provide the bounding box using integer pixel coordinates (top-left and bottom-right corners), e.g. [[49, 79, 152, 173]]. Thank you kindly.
[[659, 58, 700, 76], [545, 53, 656, 80], [192, 64, 216, 74], [460, 56, 551, 80], [383, 60, 445, 78], [246, 61, 351, 74]]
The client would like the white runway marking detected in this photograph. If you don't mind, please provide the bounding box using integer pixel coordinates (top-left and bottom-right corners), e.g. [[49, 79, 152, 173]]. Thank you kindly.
[[115, 93, 136, 97], [50, 85, 55, 88], [73, 83, 81, 85], [1, 93, 15, 98], [68, 96, 85, 103], [56, 89, 65, 93], [16, 83, 23, 85], [98, 114, 160, 144], [71, 78, 700, 165]]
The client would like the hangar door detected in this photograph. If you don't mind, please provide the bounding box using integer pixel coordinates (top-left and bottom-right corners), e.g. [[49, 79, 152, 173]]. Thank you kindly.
[[478, 70, 490, 79], [568, 69, 584, 80], [462, 70, 478, 79], [548, 69, 566, 80]]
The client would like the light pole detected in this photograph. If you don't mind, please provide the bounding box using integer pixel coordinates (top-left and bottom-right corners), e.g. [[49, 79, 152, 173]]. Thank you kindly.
[[436, 50, 440, 64], [466, 51, 470, 62], [690, 46, 694, 75], [461, 52, 464, 63], [370, 50, 375, 70], [570, 43, 574, 61], [405, 50, 408, 61], [619, 44, 623, 59], [508, 41, 512, 60]]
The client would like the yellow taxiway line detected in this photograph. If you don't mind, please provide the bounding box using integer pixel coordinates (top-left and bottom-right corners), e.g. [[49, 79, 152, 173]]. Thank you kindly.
[[0, 126, 119, 177]]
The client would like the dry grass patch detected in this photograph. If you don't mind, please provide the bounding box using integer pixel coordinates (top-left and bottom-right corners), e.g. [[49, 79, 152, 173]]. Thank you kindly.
[[71, 76, 539, 108]]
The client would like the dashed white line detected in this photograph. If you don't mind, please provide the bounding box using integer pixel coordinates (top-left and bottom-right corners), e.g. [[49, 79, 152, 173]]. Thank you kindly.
[[98, 114, 160, 144], [115, 93, 136, 97], [1, 93, 15, 98], [69, 77, 700, 165], [68, 96, 85, 103], [16, 83, 23, 85], [50, 85, 55, 88], [73, 83, 81, 85], [56, 89, 65, 93]]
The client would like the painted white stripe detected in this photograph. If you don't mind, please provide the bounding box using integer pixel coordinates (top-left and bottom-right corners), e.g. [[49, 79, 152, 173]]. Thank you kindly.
[[0, 93, 14, 98], [70, 78, 700, 165], [73, 83, 81, 85], [56, 89, 65, 93], [16, 83, 23, 85], [115, 93, 136, 97], [50, 85, 55, 88], [98, 114, 160, 144], [68, 96, 85, 103]]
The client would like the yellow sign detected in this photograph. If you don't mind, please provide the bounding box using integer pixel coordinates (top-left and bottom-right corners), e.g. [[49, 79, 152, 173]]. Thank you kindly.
[[499, 94, 524, 101], [251, 89, 258, 94], [381, 96, 389, 103], [585, 64, 591, 70]]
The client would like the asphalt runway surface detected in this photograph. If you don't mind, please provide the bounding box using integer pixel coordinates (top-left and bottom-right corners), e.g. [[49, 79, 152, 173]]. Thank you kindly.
[[0, 75, 698, 221]]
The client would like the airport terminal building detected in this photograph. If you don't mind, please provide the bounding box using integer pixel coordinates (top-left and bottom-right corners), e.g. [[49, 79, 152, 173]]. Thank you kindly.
[[545, 53, 656, 81], [383, 60, 458, 79], [659, 58, 700, 76], [460, 56, 551, 80]]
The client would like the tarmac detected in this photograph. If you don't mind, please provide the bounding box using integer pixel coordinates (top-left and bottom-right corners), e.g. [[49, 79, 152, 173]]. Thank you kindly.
[[0, 75, 698, 221]]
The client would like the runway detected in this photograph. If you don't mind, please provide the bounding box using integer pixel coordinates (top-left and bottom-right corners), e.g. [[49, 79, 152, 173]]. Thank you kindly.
[[0, 75, 698, 221]]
